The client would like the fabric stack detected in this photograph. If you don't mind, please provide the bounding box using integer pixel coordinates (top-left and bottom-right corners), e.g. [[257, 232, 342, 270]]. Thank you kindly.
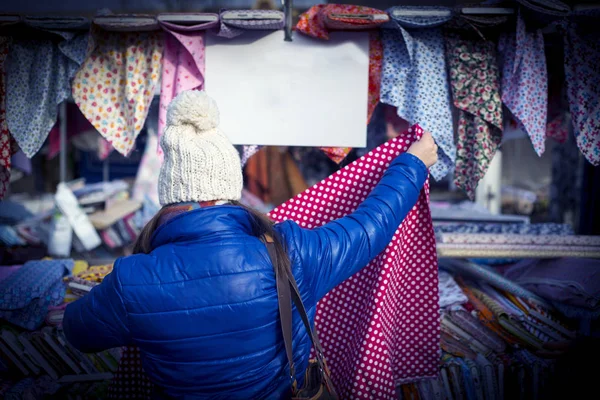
[[0, 259, 119, 398], [397, 261, 579, 400]]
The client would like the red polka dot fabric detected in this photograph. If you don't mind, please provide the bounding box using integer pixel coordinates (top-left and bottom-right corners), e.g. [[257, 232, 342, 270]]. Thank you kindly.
[[269, 124, 440, 399], [107, 347, 153, 400]]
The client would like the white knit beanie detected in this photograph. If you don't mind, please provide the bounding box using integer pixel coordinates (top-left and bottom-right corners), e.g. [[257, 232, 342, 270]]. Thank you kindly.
[[158, 91, 243, 205]]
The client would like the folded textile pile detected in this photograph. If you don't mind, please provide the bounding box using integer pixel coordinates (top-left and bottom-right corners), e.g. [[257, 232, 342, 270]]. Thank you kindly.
[[399, 260, 578, 399], [437, 232, 600, 259]]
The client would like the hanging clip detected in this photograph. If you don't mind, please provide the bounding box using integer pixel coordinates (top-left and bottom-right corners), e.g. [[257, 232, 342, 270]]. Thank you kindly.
[[282, 0, 293, 41]]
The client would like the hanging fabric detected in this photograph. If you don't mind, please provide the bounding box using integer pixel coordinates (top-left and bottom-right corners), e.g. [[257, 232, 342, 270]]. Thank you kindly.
[[214, 9, 285, 38], [72, 27, 163, 157], [268, 124, 440, 399], [46, 103, 96, 160], [132, 100, 160, 205], [241, 144, 261, 166], [5, 24, 89, 159], [158, 15, 218, 156], [444, 21, 503, 200], [562, 18, 600, 166], [499, 12, 548, 156], [0, 36, 17, 200], [380, 6, 455, 181], [296, 4, 387, 164]]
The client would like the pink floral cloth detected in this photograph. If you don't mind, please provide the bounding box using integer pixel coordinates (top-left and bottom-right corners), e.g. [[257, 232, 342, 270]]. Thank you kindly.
[[72, 29, 163, 157], [269, 124, 440, 399], [158, 19, 217, 157], [499, 13, 548, 156], [0, 37, 15, 199], [296, 4, 386, 164], [445, 34, 503, 200]]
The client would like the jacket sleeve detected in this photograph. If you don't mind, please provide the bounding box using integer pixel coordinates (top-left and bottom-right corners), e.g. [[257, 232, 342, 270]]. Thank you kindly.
[[62, 259, 130, 353], [281, 152, 428, 301]]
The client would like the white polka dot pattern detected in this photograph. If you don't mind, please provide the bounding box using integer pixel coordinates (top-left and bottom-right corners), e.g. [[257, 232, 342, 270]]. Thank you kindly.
[[108, 346, 153, 400], [269, 124, 441, 399]]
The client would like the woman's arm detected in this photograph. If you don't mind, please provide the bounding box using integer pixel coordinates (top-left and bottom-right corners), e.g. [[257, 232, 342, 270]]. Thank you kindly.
[[63, 260, 130, 353], [281, 150, 430, 301]]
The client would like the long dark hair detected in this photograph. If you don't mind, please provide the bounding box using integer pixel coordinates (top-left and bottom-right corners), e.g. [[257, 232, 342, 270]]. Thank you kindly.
[[132, 201, 291, 274]]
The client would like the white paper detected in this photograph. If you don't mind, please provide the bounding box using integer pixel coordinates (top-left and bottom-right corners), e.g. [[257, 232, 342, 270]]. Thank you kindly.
[[205, 31, 369, 147]]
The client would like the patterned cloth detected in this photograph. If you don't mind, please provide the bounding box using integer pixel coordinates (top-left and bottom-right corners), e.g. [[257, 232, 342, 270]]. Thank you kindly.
[[72, 28, 163, 157], [133, 132, 160, 205], [381, 8, 455, 181], [269, 124, 440, 398], [438, 270, 468, 310], [499, 13, 548, 156], [445, 33, 503, 200], [437, 233, 600, 246], [5, 30, 88, 158], [434, 222, 574, 235], [240, 144, 261, 167], [0, 259, 71, 330], [107, 346, 154, 399], [296, 4, 386, 164], [215, 10, 284, 39], [0, 36, 16, 199], [158, 19, 216, 156], [563, 21, 600, 165]]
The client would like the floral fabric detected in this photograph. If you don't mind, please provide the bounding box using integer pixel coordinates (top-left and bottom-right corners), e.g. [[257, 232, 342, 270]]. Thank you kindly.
[[5, 30, 88, 158], [296, 4, 386, 164], [158, 19, 216, 156], [0, 37, 16, 199], [445, 35, 503, 200], [563, 22, 600, 165], [499, 13, 548, 156], [216, 10, 284, 39], [72, 29, 163, 157], [380, 9, 455, 181]]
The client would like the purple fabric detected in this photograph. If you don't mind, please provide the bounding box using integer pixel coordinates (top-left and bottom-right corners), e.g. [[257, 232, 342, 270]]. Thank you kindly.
[[0, 264, 21, 283], [503, 258, 600, 310]]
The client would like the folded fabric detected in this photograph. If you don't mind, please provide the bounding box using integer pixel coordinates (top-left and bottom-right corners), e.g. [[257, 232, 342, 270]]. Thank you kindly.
[[440, 259, 548, 305], [437, 233, 600, 246], [158, 16, 217, 155], [297, 5, 386, 164], [438, 243, 600, 259], [439, 270, 468, 309], [0, 264, 21, 283], [269, 124, 440, 397], [94, 14, 159, 32], [434, 222, 574, 236], [0, 259, 71, 330], [517, 0, 571, 16], [447, 309, 506, 353], [0, 225, 25, 247], [0, 36, 16, 200], [381, 7, 455, 181], [445, 29, 503, 199], [72, 28, 163, 157], [215, 10, 284, 39], [503, 258, 600, 311], [499, 13, 548, 156], [75, 264, 113, 282], [562, 21, 600, 165], [5, 28, 89, 158]]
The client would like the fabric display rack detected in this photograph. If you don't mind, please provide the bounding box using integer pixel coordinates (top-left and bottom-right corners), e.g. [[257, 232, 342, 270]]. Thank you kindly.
[[0, 0, 599, 399]]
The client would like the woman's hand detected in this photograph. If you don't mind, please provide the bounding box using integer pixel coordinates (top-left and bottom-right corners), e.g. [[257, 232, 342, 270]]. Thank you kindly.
[[407, 131, 438, 168]]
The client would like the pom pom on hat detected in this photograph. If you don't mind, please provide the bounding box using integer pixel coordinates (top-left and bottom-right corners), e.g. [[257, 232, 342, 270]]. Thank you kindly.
[[166, 90, 220, 132]]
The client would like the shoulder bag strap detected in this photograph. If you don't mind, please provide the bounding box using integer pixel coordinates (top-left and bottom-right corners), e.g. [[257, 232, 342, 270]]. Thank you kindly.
[[264, 236, 338, 397], [264, 236, 297, 388]]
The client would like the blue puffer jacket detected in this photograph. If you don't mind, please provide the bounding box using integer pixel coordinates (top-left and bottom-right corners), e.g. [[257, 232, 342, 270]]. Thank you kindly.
[[63, 152, 427, 399]]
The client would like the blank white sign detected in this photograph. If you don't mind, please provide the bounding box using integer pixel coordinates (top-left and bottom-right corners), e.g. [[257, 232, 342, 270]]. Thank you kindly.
[[205, 31, 369, 147]]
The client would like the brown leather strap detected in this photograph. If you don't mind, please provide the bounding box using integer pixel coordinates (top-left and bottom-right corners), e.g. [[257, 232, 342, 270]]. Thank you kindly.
[[264, 235, 338, 397], [264, 238, 296, 384]]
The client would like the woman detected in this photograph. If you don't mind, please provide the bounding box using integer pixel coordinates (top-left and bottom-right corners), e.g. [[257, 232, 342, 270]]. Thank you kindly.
[[63, 91, 438, 399]]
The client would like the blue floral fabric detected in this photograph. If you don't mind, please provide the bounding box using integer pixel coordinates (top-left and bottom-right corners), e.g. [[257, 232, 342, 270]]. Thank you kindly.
[[380, 8, 455, 181], [5, 30, 89, 158], [0, 259, 72, 330]]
